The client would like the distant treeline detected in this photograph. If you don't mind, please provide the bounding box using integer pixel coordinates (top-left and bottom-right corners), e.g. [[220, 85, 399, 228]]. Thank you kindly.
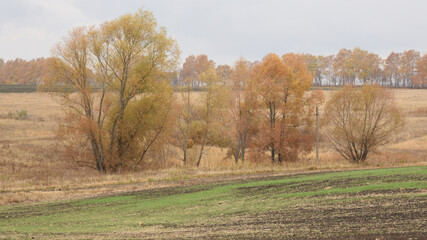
[[0, 85, 339, 93], [1, 47, 427, 88], [0, 84, 38, 93], [0, 58, 47, 85], [173, 48, 427, 89]]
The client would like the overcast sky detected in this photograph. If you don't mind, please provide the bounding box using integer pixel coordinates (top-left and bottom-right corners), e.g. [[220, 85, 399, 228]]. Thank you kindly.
[[1, 0, 426, 65]]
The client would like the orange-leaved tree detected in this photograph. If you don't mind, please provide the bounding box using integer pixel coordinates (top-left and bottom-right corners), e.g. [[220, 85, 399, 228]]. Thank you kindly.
[[253, 53, 321, 163], [225, 58, 260, 164]]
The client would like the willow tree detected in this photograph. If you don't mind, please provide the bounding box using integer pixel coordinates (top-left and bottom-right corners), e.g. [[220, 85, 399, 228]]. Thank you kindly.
[[46, 9, 179, 172], [322, 85, 404, 163]]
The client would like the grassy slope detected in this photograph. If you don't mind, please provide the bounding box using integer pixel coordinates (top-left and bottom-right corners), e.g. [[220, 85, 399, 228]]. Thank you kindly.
[[0, 166, 426, 239]]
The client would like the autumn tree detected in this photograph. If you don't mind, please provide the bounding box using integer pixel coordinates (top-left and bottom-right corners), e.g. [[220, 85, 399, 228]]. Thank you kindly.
[[216, 64, 232, 85], [322, 85, 404, 163], [384, 52, 401, 87], [319, 55, 336, 86], [361, 52, 382, 85], [179, 55, 215, 88], [350, 47, 370, 84], [225, 58, 259, 164], [303, 54, 322, 86], [399, 50, 421, 87], [412, 54, 427, 87], [196, 65, 228, 167], [173, 85, 194, 164], [172, 55, 215, 165], [254, 53, 318, 163], [333, 48, 353, 85], [45, 9, 179, 172], [179, 55, 197, 87]]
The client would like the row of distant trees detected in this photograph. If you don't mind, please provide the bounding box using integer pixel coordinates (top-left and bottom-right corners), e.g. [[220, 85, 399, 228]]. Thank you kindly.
[[0, 58, 47, 85], [307, 48, 427, 88], [1, 48, 427, 88], [175, 48, 427, 88]]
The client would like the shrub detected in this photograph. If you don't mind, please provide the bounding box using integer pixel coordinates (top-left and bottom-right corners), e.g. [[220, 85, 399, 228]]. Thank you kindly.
[[0, 110, 29, 120]]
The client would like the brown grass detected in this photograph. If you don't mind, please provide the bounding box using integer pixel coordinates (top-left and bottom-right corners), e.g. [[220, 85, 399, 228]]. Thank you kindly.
[[0, 89, 426, 205]]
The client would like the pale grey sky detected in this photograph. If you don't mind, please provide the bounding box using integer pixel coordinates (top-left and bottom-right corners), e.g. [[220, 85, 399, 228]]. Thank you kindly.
[[1, 0, 426, 65]]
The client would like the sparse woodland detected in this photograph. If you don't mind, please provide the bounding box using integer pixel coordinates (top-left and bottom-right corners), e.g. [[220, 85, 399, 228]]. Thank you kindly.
[[0, 9, 415, 174], [29, 9, 410, 173]]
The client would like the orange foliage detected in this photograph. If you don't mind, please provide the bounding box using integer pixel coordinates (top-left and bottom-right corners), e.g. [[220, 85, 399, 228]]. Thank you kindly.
[[0, 58, 48, 85], [250, 53, 319, 163]]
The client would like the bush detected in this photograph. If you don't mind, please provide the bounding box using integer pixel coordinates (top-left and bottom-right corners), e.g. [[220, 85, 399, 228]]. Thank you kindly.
[[0, 110, 29, 120]]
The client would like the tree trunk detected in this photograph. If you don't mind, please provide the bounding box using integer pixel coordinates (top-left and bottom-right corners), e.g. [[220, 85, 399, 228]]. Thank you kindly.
[[234, 139, 241, 164], [271, 147, 275, 163], [240, 109, 251, 163], [183, 146, 187, 165], [182, 120, 190, 164], [182, 90, 192, 164], [241, 130, 248, 163], [196, 122, 209, 167]]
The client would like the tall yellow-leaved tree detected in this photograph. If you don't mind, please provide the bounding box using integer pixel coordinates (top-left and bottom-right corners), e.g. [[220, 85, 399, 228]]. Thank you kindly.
[[45, 9, 179, 172]]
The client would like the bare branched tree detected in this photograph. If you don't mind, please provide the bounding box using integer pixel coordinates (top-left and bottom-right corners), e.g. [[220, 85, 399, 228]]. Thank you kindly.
[[322, 85, 405, 163]]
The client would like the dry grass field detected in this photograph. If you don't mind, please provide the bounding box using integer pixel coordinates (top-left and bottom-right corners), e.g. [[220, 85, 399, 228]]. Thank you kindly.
[[0, 89, 426, 204]]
